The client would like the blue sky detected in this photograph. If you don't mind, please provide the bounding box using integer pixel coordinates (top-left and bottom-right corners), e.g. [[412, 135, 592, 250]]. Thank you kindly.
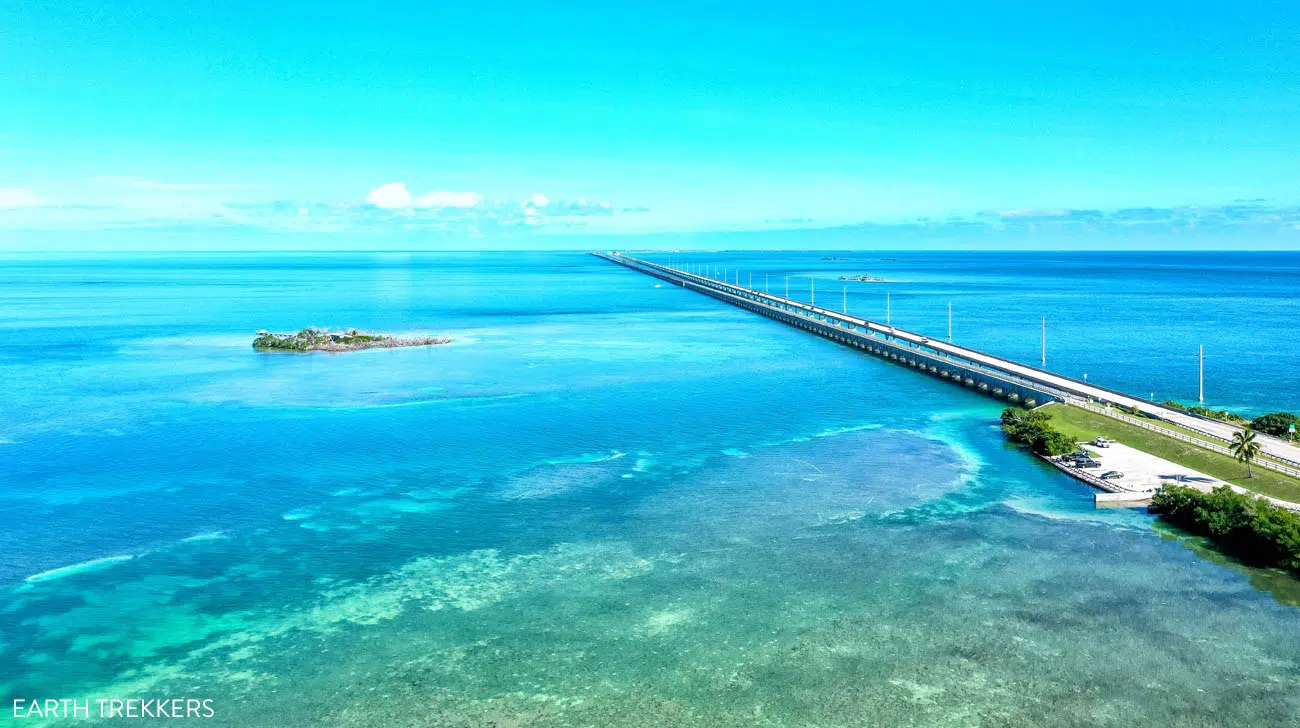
[[2, 0, 1299, 249]]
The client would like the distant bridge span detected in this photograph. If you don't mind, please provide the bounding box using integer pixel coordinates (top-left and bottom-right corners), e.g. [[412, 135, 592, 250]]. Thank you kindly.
[[593, 251, 1300, 471]]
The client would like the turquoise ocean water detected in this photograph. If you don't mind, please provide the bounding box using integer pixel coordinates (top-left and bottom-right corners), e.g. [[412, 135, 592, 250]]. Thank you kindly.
[[2, 250, 1299, 726]]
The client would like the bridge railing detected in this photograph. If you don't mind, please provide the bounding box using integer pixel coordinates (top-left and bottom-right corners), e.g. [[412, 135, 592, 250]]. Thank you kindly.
[[602, 254, 1300, 506], [624, 256, 1068, 402]]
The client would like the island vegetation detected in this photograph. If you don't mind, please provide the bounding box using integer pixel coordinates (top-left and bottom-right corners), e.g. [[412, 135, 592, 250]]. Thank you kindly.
[[1160, 401, 1297, 442], [253, 328, 450, 352], [1161, 400, 1251, 426], [837, 274, 885, 282], [1150, 485, 1300, 575], [1250, 412, 1299, 439], [1000, 407, 1077, 456]]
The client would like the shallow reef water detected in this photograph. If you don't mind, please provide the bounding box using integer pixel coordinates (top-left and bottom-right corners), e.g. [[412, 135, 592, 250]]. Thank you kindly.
[[2, 251, 1299, 726]]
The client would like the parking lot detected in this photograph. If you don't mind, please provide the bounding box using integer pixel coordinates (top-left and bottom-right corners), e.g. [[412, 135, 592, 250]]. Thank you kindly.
[[1069, 441, 1227, 493]]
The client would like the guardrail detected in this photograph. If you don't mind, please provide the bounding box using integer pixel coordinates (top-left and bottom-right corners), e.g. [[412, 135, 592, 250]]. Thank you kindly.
[[1130, 409, 1300, 469], [1067, 399, 1300, 480]]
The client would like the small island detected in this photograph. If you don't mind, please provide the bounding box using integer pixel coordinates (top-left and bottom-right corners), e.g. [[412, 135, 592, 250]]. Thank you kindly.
[[838, 274, 885, 282], [253, 328, 450, 352]]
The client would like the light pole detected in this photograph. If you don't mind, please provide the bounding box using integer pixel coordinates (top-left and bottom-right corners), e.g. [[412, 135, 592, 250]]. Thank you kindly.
[[1199, 345, 1204, 403], [810, 277, 815, 306], [1041, 317, 1046, 367], [948, 301, 952, 342], [886, 292, 891, 325], [843, 286, 847, 314], [785, 276, 789, 298]]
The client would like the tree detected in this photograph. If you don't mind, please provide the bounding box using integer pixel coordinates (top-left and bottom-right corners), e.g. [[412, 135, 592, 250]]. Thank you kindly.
[[1000, 407, 1047, 430], [1032, 429, 1077, 456], [1231, 428, 1262, 478], [1000, 407, 1053, 446], [1251, 412, 1298, 438], [1151, 485, 1300, 574]]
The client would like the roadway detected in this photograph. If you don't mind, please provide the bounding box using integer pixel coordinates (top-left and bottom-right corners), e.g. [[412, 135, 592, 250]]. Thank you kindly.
[[599, 252, 1300, 469]]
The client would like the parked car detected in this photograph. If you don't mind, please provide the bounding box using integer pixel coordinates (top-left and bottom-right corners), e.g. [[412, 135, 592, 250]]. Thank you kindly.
[[1074, 459, 1102, 469], [1093, 437, 1111, 448], [1100, 471, 1124, 480]]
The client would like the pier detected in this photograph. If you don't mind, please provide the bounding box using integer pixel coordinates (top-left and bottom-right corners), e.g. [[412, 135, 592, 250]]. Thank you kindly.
[[594, 251, 1300, 473]]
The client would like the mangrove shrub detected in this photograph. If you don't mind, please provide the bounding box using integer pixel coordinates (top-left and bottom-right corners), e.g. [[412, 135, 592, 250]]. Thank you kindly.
[[1150, 485, 1300, 574]]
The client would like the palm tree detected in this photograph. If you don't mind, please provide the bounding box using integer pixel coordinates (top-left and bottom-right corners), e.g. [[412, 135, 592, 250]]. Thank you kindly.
[[1231, 428, 1262, 478]]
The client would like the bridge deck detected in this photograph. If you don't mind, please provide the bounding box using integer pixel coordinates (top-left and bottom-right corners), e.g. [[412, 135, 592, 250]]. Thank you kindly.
[[594, 251, 1300, 470]]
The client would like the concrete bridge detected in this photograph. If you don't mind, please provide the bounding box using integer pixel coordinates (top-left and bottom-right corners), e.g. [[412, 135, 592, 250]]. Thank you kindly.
[[593, 251, 1300, 470], [594, 251, 1061, 407]]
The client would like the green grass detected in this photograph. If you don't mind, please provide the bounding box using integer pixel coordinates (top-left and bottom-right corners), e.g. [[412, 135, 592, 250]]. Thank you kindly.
[[1042, 403, 1300, 504], [1090, 404, 1300, 468]]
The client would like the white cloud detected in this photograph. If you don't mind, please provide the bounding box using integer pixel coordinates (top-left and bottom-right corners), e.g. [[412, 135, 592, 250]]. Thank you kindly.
[[413, 190, 483, 209], [365, 182, 413, 209], [0, 188, 43, 210], [0, 184, 636, 233]]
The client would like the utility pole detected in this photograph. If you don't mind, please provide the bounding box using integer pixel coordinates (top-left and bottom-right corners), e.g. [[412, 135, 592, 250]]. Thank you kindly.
[[786, 276, 789, 298], [765, 273, 769, 293], [843, 286, 847, 314], [749, 272, 752, 289], [811, 278, 815, 306], [1041, 317, 1046, 367], [886, 292, 891, 325], [948, 301, 952, 342], [1199, 345, 1204, 403]]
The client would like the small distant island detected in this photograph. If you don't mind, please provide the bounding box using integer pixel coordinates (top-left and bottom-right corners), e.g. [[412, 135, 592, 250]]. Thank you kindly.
[[820, 256, 851, 261], [253, 328, 450, 352], [838, 274, 885, 282]]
